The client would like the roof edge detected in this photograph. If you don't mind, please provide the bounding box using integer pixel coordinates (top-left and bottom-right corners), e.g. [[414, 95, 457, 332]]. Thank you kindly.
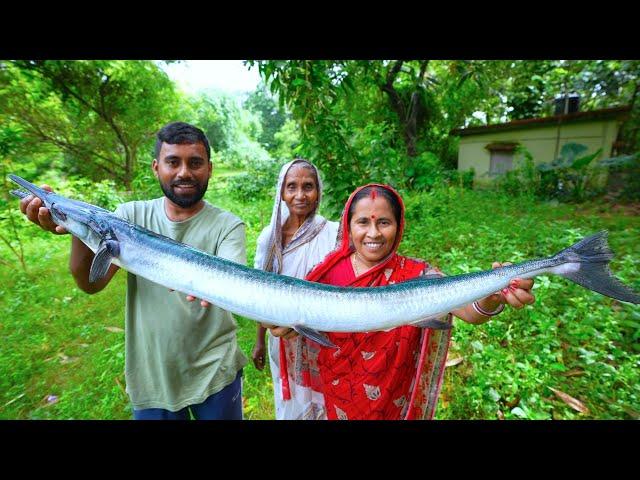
[[451, 105, 632, 137]]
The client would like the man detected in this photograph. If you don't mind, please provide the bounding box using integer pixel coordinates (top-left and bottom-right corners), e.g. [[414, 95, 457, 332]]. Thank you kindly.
[[19, 122, 248, 419]]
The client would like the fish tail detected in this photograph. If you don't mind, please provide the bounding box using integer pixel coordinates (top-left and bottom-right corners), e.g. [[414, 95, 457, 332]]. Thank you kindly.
[[551, 231, 640, 304]]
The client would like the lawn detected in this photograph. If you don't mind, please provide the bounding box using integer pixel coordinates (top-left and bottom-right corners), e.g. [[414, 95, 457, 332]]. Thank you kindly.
[[1, 175, 639, 419]]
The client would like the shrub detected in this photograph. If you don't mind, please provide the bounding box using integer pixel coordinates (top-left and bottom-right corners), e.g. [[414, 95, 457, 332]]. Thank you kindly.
[[601, 152, 640, 202], [227, 158, 280, 202], [536, 143, 605, 202], [493, 146, 539, 198]]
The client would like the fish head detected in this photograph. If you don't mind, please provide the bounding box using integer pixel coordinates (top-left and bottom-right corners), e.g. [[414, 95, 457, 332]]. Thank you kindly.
[[8, 174, 107, 242], [8, 174, 55, 209]]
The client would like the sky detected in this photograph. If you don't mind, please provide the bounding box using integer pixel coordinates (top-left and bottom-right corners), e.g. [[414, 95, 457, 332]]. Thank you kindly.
[[158, 60, 262, 95]]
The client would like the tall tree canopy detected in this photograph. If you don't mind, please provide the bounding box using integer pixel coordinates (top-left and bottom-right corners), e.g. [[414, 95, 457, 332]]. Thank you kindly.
[[247, 60, 639, 211], [243, 83, 288, 153], [0, 60, 185, 189], [247, 60, 501, 210]]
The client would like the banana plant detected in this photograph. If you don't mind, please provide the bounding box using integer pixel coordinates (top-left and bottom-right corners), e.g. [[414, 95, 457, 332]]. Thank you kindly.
[[537, 143, 603, 201]]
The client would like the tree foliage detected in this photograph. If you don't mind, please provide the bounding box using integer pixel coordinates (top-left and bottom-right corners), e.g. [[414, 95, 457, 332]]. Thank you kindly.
[[247, 60, 501, 211], [243, 83, 289, 153], [246, 60, 639, 213], [0, 60, 185, 189]]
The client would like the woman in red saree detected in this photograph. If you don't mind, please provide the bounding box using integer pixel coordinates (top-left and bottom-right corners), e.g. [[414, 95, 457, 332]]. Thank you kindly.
[[270, 183, 535, 420]]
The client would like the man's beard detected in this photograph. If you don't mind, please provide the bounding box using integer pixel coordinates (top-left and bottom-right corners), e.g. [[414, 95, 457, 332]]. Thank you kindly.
[[159, 179, 208, 208]]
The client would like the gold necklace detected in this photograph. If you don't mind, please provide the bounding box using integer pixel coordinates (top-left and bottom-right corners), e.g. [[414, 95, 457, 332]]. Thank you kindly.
[[352, 252, 386, 277], [352, 252, 371, 277], [351, 253, 361, 277]]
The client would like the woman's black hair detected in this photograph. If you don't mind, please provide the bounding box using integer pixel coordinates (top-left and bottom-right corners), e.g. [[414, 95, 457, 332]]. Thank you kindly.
[[347, 186, 402, 225]]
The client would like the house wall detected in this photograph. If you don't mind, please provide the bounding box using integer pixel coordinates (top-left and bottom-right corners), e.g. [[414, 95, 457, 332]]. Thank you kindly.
[[457, 119, 621, 183]]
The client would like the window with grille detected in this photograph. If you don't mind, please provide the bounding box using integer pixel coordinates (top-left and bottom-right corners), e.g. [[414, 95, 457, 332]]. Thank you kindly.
[[490, 150, 513, 174], [485, 142, 517, 175]]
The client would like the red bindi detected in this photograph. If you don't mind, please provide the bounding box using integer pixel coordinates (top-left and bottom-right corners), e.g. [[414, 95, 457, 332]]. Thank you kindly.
[[371, 214, 376, 219]]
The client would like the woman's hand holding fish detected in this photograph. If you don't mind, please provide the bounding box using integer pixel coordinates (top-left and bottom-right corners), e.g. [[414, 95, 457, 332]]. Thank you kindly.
[[455, 262, 537, 324], [492, 261, 535, 309]]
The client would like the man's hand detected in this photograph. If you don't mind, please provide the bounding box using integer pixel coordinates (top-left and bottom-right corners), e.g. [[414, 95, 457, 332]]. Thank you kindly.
[[252, 341, 266, 371], [167, 288, 211, 307], [19, 185, 67, 234]]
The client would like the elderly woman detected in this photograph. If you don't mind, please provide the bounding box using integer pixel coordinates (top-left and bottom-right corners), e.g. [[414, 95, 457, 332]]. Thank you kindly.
[[252, 159, 339, 420], [269, 183, 535, 419]]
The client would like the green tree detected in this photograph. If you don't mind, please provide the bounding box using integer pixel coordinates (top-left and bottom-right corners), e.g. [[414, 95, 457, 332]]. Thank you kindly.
[[247, 60, 497, 210], [190, 92, 242, 154], [243, 83, 288, 152], [0, 124, 28, 269], [471, 60, 640, 124], [0, 60, 184, 189], [271, 119, 301, 161]]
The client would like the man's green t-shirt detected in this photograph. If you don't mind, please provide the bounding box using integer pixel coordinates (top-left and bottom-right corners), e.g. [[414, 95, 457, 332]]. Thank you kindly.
[[114, 197, 249, 411]]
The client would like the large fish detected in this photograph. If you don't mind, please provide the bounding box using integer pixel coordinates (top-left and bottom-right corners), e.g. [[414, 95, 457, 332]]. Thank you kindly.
[[9, 174, 640, 348]]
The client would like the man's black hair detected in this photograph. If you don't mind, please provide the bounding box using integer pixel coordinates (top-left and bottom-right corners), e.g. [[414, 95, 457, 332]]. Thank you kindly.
[[155, 122, 211, 161]]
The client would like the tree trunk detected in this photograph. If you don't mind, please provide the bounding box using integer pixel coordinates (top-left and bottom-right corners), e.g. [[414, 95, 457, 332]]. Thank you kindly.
[[404, 92, 421, 157], [378, 61, 428, 158], [124, 146, 136, 191]]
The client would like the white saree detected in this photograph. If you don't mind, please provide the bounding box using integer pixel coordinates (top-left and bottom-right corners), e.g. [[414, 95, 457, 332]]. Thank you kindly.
[[254, 159, 338, 420]]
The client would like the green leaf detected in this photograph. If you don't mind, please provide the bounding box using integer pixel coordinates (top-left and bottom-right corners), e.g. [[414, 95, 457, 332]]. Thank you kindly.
[[511, 407, 528, 418], [559, 142, 588, 164], [572, 148, 602, 170]]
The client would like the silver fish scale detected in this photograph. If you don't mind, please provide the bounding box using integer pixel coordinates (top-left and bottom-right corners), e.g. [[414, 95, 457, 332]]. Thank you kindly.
[[114, 218, 560, 333]]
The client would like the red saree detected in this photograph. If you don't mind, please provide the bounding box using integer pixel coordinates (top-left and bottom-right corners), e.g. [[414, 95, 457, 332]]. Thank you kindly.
[[302, 184, 452, 420]]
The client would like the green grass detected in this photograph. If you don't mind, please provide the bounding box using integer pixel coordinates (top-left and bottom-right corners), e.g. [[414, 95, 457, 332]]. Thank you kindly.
[[1, 181, 639, 419], [211, 165, 243, 178], [0, 236, 130, 419], [401, 188, 640, 419]]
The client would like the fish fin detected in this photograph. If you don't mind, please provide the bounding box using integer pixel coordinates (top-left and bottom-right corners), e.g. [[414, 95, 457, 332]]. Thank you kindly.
[[412, 313, 452, 330], [414, 319, 452, 330], [293, 325, 337, 348], [554, 231, 640, 304], [89, 240, 120, 283]]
